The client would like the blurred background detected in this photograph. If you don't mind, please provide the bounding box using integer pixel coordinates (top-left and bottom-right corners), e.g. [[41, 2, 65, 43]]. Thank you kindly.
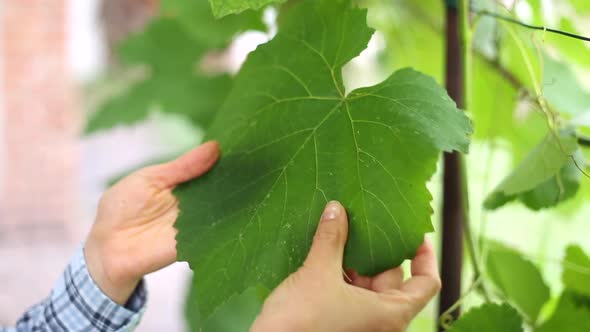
[[0, 0, 589, 331]]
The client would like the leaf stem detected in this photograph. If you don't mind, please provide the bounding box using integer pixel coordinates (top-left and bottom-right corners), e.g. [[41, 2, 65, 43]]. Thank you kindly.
[[475, 9, 590, 43], [459, 0, 490, 302]]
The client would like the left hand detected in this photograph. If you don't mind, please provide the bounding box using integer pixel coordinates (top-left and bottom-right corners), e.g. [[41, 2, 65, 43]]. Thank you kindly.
[[85, 141, 220, 305]]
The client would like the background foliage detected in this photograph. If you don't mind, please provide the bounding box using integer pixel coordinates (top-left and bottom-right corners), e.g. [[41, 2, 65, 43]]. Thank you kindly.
[[85, 0, 590, 330]]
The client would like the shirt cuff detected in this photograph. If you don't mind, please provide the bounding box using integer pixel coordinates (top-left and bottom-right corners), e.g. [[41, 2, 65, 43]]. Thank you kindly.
[[49, 246, 147, 331]]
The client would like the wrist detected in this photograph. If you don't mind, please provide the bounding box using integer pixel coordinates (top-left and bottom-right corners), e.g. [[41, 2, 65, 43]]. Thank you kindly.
[[84, 234, 141, 305]]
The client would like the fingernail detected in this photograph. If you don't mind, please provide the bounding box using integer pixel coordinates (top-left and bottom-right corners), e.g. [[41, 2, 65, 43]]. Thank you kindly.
[[321, 201, 341, 221], [203, 141, 220, 160]]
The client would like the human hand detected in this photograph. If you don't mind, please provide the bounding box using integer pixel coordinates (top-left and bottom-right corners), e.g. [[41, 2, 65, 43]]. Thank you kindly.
[[84, 141, 220, 305], [251, 201, 441, 332]]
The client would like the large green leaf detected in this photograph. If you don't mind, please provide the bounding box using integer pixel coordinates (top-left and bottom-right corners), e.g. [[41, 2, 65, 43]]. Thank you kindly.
[[537, 291, 590, 332], [484, 131, 582, 210], [209, 0, 283, 18], [186, 282, 268, 332], [563, 245, 590, 298], [448, 303, 524, 332], [485, 242, 550, 322], [175, 0, 471, 318]]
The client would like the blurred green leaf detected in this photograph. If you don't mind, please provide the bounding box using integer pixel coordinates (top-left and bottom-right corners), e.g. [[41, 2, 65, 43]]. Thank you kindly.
[[526, 0, 543, 25], [570, 0, 590, 14], [186, 281, 269, 332], [544, 54, 590, 115], [546, 19, 590, 70], [448, 303, 524, 332], [563, 245, 590, 298], [471, 57, 548, 161], [86, 1, 266, 135], [484, 131, 582, 210], [86, 18, 231, 134], [498, 21, 542, 91], [366, 0, 444, 82], [485, 242, 550, 322], [537, 291, 590, 332], [162, 0, 265, 48], [209, 0, 283, 18]]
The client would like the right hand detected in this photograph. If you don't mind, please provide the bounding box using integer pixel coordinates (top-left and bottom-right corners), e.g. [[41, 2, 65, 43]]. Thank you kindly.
[[251, 201, 441, 332]]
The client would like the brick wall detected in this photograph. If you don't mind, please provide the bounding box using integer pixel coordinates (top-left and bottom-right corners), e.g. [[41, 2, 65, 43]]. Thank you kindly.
[[0, 0, 79, 242]]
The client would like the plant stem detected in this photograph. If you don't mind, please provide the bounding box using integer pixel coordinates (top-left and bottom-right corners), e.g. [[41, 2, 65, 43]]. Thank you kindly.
[[438, 3, 465, 329], [438, 1, 491, 329], [476, 9, 590, 42], [459, 0, 488, 296], [460, 0, 493, 304]]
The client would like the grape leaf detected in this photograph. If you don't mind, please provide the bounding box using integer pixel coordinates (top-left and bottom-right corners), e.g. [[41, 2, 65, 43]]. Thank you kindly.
[[209, 0, 283, 18], [175, 0, 472, 318], [537, 291, 590, 332], [485, 241, 550, 322], [86, 18, 232, 133], [186, 282, 268, 332], [484, 131, 582, 210], [563, 245, 590, 298], [448, 303, 524, 332]]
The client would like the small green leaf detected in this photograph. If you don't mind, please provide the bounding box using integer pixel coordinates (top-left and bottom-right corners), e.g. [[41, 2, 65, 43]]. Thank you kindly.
[[209, 0, 284, 18], [484, 131, 582, 210], [186, 282, 269, 332], [175, 0, 472, 318], [448, 303, 524, 332], [485, 241, 550, 322], [563, 245, 590, 298], [537, 291, 590, 332]]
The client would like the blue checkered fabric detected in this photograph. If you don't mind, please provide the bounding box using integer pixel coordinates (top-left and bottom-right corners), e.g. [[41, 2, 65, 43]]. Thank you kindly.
[[1, 246, 147, 331]]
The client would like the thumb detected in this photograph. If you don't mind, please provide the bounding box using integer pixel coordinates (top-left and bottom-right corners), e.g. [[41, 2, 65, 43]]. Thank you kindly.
[[145, 141, 220, 188], [303, 201, 349, 275]]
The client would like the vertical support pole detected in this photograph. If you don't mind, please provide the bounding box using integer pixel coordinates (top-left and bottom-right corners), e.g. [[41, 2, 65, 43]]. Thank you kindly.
[[438, 1, 465, 329]]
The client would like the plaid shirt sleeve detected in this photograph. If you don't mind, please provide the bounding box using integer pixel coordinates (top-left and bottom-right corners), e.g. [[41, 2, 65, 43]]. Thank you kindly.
[[0, 246, 147, 332]]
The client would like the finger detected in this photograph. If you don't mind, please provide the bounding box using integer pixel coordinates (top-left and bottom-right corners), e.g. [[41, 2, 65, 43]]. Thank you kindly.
[[303, 201, 349, 276], [348, 270, 373, 289], [371, 266, 404, 292], [145, 141, 220, 188], [401, 239, 441, 312]]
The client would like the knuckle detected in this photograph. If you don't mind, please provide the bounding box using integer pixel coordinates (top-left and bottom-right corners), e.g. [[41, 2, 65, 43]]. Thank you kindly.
[[433, 276, 442, 291], [427, 275, 442, 293], [313, 224, 341, 244]]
